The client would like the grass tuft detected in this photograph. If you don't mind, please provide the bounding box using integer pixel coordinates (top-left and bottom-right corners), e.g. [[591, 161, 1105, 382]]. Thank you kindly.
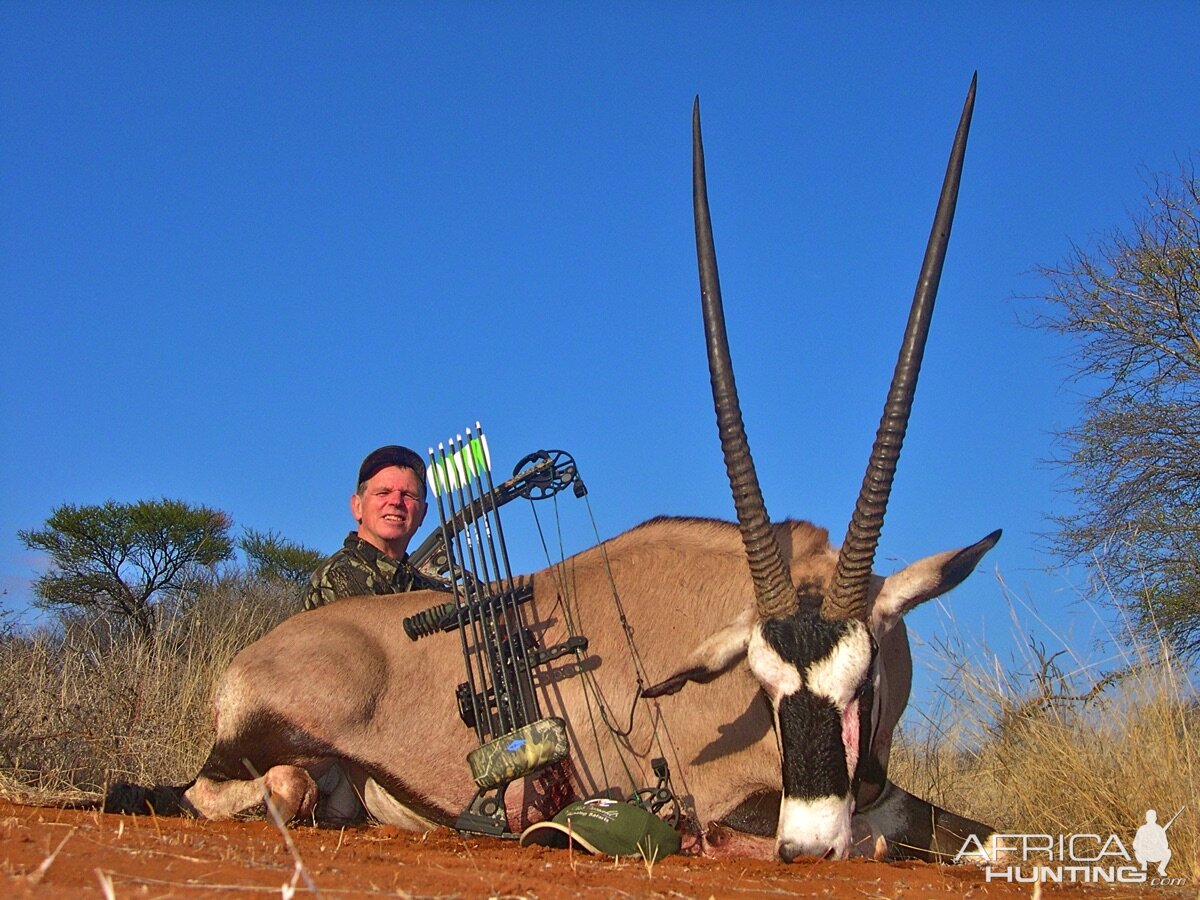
[[0, 577, 295, 796], [890, 587, 1198, 882]]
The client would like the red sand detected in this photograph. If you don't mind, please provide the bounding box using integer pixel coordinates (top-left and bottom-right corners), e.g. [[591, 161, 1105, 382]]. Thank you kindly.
[[1, 801, 1188, 898]]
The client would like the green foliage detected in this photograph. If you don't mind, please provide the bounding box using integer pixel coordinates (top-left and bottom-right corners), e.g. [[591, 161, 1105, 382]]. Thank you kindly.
[[18, 499, 235, 639], [1030, 158, 1200, 658], [239, 527, 323, 586]]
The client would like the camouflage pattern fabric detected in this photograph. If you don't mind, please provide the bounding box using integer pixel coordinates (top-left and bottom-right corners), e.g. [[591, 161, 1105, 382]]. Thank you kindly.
[[467, 717, 570, 790], [303, 532, 449, 610]]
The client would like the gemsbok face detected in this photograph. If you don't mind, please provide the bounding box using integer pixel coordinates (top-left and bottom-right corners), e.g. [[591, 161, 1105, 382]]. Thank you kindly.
[[688, 76, 981, 860], [749, 607, 875, 860], [748, 607, 873, 859]]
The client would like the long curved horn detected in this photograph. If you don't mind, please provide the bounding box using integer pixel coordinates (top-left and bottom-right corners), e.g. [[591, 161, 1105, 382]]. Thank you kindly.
[[823, 74, 977, 621], [693, 97, 795, 619]]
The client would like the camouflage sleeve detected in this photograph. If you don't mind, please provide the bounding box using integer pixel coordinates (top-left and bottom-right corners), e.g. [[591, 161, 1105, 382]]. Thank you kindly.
[[302, 556, 376, 610], [301, 577, 331, 611]]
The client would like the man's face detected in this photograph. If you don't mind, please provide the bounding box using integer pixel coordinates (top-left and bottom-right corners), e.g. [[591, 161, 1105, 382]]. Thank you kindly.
[[351, 465, 427, 558]]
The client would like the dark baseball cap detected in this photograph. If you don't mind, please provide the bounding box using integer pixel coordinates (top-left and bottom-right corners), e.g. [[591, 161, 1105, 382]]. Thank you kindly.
[[357, 445, 427, 495]]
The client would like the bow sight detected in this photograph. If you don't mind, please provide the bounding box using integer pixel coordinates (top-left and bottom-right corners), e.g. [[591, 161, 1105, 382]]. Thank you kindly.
[[404, 425, 590, 836]]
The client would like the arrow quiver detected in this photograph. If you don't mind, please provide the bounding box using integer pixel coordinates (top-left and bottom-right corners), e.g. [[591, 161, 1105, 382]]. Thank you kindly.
[[404, 425, 589, 837]]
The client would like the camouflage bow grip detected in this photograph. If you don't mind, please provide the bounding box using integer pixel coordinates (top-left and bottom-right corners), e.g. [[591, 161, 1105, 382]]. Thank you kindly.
[[467, 717, 570, 790]]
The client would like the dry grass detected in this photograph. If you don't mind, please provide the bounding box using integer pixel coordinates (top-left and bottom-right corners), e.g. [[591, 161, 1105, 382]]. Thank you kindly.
[[0, 577, 295, 795], [890, 591, 1199, 882]]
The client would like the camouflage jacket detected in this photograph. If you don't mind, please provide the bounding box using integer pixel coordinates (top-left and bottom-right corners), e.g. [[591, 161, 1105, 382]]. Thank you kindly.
[[302, 532, 448, 611]]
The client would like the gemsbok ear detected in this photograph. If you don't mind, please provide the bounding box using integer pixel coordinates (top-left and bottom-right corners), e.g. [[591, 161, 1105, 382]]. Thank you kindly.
[[869, 529, 1001, 637], [642, 611, 754, 697]]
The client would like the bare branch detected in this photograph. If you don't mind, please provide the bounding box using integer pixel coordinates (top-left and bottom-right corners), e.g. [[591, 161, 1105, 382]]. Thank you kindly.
[[1026, 157, 1200, 658]]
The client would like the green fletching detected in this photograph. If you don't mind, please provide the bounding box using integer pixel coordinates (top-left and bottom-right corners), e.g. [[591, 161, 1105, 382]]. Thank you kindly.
[[426, 431, 492, 498]]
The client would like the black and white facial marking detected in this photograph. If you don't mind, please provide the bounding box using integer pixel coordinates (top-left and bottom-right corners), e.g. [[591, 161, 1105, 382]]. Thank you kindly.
[[747, 609, 876, 861]]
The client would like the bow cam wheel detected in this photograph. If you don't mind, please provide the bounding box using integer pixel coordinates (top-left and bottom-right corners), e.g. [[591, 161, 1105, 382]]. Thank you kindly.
[[512, 450, 577, 500]]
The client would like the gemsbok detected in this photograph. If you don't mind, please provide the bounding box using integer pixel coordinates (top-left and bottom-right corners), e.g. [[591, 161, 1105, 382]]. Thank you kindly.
[[180, 80, 1001, 862]]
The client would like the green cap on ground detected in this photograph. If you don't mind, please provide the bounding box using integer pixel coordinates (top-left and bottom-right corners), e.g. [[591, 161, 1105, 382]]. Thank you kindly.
[[519, 798, 681, 859]]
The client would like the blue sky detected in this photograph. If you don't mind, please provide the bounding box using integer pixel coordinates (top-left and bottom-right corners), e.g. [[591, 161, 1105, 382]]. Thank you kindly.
[[3, 3, 1198, 700]]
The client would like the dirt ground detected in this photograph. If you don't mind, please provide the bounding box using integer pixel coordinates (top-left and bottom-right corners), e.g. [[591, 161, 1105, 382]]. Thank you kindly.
[[1, 800, 1193, 899]]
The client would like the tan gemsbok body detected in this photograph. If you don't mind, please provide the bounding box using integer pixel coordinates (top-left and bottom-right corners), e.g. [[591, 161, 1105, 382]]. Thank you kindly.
[[183, 79, 999, 862]]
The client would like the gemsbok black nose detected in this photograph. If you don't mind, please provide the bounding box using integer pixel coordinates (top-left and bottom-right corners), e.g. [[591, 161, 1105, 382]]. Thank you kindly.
[[777, 840, 837, 863]]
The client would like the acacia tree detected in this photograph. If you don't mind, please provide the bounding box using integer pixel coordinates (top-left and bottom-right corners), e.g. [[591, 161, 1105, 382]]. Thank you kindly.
[[239, 528, 323, 586], [19, 499, 235, 639], [1030, 159, 1200, 657]]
